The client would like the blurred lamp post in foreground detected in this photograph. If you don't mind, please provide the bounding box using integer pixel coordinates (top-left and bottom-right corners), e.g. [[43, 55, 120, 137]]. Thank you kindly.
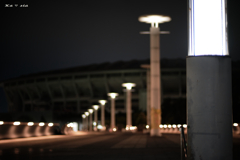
[[187, 0, 232, 159], [82, 114, 86, 131], [85, 112, 89, 131], [88, 109, 93, 131], [93, 105, 99, 131], [122, 83, 136, 130], [99, 100, 107, 131], [108, 93, 118, 131], [139, 14, 171, 136]]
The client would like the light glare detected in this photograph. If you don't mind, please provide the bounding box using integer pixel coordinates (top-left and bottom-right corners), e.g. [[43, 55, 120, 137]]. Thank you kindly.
[[122, 83, 136, 90], [13, 121, 20, 125], [93, 105, 99, 110], [233, 123, 238, 127], [48, 123, 53, 127], [0, 121, 4, 125], [108, 93, 118, 99], [88, 109, 93, 113], [99, 100, 107, 105], [189, 0, 228, 56], [27, 122, 34, 126], [39, 122, 45, 126]]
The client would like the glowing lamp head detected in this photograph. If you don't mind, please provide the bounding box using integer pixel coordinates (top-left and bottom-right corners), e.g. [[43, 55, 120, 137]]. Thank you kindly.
[[183, 124, 187, 128], [93, 105, 99, 110], [172, 124, 176, 128], [48, 123, 53, 127], [98, 100, 107, 105], [108, 93, 118, 99], [160, 124, 163, 128], [122, 83, 136, 90], [113, 128, 117, 132], [139, 14, 171, 27], [233, 123, 238, 127], [0, 121, 4, 125], [146, 125, 149, 129], [85, 112, 89, 116], [39, 122, 45, 126], [163, 124, 167, 128], [82, 114, 86, 118], [88, 109, 93, 114], [188, 0, 228, 56], [13, 121, 20, 125], [93, 122, 96, 126], [27, 122, 34, 126]]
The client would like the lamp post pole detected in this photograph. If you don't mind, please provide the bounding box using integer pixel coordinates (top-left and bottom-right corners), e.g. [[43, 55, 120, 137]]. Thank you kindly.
[[122, 83, 136, 130], [99, 100, 107, 131], [139, 15, 171, 136], [88, 109, 93, 132], [85, 112, 89, 131], [93, 105, 99, 131], [187, 0, 232, 159], [82, 114, 86, 131], [108, 93, 118, 131]]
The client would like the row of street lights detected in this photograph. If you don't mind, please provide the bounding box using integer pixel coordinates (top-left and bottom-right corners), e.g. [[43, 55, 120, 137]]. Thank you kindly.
[[81, 83, 136, 132]]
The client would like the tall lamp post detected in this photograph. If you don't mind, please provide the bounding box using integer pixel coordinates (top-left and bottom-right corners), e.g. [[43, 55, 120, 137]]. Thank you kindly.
[[82, 114, 86, 131], [122, 83, 136, 130], [139, 15, 171, 136], [108, 93, 118, 131], [88, 109, 93, 132], [85, 112, 89, 131], [93, 105, 99, 131], [99, 100, 107, 131], [187, 0, 232, 159]]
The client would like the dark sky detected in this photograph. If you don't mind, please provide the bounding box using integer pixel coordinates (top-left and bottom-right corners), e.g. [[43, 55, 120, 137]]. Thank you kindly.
[[1, 0, 239, 82]]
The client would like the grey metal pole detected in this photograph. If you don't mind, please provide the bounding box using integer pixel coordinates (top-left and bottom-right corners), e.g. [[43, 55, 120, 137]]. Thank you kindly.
[[187, 56, 232, 159], [111, 98, 116, 130], [89, 113, 92, 131], [101, 104, 105, 128], [126, 89, 132, 128]]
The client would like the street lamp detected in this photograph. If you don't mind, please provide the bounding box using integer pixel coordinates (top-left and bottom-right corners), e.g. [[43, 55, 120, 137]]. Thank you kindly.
[[187, 0, 232, 159], [108, 93, 118, 131], [82, 114, 86, 131], [85, 112, 89, 131], [139, 14, 171, 137], [88, 109, 93, 131], [122, 83, 136, 130], [99, 100, 107, 131], [93, 105, 99, 131]]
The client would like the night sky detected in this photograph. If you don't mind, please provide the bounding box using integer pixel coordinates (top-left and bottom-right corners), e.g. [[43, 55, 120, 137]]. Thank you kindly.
[[1, 0, 240, 111]]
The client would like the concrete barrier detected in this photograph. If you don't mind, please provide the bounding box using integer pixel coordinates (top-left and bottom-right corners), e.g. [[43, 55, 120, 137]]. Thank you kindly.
[[0, 121, 60, 139]]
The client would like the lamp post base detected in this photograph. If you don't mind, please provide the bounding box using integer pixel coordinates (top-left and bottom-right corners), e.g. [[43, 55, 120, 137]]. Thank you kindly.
[[150, 129, 162, 137], [187, 56, 232, 160]]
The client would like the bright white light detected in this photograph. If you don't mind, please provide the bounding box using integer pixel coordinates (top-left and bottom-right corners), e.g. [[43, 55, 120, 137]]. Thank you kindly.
[[93, 122, 96, 126], [48, 123, 53, 127], [99, 100, 107, 105], [233, 123, 238, 127], [108, 93, 118, 99], [146, 125, 149, 129], [163, 124, 167, 128], [113, 128, 117, 132], [122, 83, 136, 90], [67, 123, 73, 127], [93, 105, 99, 110], [130, 126, 137, 130], [126, 127, 129, 130], [168, 125, 171, 128], [172, 124, 176, 128], [0, 121, 4, 125], [82, 114, 86, 118], [88, 109, 93, 114], [189, 0, 228, 56], [97, 125, 103, 129], [159, 124, 163, 128], [183, 124, 187, 128], [39, 122, 45, 126], [139, 15, 171, 27], [177, 124, 181, 128], [28, 122, 34, 126], [85, 112, 89, 116], [13, 121, 20, 125]]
